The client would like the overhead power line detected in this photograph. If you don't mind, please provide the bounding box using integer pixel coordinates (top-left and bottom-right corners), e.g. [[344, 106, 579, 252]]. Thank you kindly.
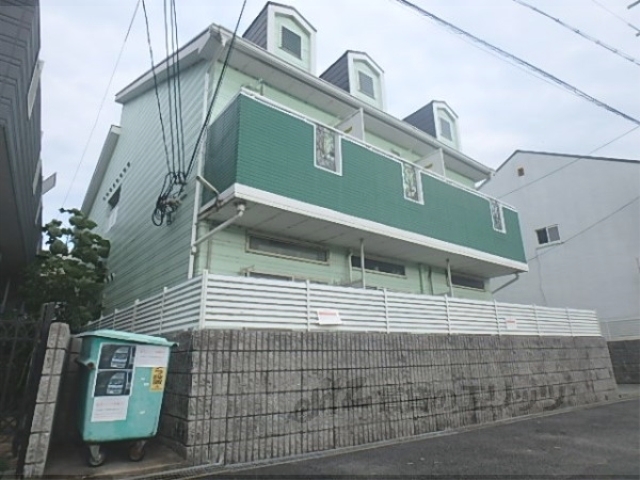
[[390, 0, 640, 126], [63, 0, 141, 208], [512, 0, 640, 67], [528, 196, 640, 262], [590, 0, 640, 36], [588, 125, 640, 154]]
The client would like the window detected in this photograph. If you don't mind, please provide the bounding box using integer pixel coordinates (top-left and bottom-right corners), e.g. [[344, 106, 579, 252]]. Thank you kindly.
[[107, 187, 120, 231], [247, 272, 294, 281], [536, 225, 560, 245], [439, 117, 453, 141], [315, 125, 341, 174], [351, 256, 406, 276], [490, 199, 505, 233], [402, 163, 423, 203], [451, 273, 485, 290], [517, 167, 525, 177], [248, 234, 329, 263], [358, 71, 375, 98], [281, 27, 302, 58]]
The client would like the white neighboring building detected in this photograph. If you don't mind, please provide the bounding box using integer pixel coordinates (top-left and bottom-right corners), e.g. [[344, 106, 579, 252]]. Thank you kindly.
[[480, 150, 640, 341]]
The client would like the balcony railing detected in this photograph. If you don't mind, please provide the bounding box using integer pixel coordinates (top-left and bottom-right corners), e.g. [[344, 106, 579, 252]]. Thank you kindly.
[[203, 92, 527, 266], [87, 274, 602, 338]]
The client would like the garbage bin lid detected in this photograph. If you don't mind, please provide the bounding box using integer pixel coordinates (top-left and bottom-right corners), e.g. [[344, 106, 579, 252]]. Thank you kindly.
[[75, 329, 176, 347]]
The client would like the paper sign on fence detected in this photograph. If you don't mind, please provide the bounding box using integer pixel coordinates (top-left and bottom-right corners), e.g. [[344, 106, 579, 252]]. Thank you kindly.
[[317, 309, 342, 326], [504, 317, 518, 330]]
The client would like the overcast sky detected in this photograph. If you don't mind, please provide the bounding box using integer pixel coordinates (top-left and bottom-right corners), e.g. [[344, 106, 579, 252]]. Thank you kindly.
[[39, 0, 640, 224]]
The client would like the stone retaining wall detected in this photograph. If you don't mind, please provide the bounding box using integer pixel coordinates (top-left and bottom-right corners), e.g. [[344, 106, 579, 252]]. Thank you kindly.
[[608, 339, 640, 384], [158, 331, 616, 466]]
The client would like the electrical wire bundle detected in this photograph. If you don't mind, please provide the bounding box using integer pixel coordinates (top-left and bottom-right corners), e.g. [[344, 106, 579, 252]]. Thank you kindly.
[[141, 0, 188, 226], [144, 0, 247, 226]]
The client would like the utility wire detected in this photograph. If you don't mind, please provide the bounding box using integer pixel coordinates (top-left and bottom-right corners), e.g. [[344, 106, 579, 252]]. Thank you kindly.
[[63, 0, 140, 208], [172, 0, 186, 177], [496, 158, 581, 199], [590, 0, 640, 36], [512, 0, 640, 67], [391, 0, 640, 126], [494, 124, 639, 199], [527, 196, 640, 262], [150, 0, 248, 226], [141, 0, 172, 175], [588, 125, 640, 154], [185, 0, 248, 179]]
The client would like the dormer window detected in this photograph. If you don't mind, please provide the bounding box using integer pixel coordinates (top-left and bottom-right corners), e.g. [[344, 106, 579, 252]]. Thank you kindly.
[[439, 117, 453, 141], [358, 71, 375, 98], [281, 26, 301, 58]]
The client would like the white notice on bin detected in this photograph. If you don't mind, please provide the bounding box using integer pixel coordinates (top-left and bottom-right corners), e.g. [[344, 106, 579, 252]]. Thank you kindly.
[[91, 396, 129, 422], [134, 345, 169, 367]]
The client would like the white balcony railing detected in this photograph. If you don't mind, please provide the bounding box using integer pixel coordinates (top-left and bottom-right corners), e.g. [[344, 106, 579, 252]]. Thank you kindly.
[[86, 273, 602, 338]]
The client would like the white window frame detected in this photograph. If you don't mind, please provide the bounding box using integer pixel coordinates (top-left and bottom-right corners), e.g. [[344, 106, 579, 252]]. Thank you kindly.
[[357, 71, 375, 98], [401, 162, 424, 204], [439, 117, 454, 141], [490, 199, 506, 233], [536, 225, 561, 246], [246, 233, 330, 265], [450, 273, 486, 291], [313, 124, 343, 176], [280, 26, 302, 59], [106, 187, 121, 232]]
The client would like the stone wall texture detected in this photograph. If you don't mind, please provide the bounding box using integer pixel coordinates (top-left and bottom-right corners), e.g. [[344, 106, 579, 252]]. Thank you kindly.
[[159, 330, 617, 466], [608, 340, 640, 384], [24, 322, 70, 478]]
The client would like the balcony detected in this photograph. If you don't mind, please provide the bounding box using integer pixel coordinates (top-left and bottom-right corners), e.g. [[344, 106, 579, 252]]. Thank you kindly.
[[201, 92, 527, 278]]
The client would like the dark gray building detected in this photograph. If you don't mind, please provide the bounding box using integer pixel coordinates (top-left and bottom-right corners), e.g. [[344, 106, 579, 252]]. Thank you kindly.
[[0, 0, 43, 310]]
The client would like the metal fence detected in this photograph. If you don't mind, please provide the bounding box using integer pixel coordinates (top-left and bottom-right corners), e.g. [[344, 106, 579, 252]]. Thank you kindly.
[[601, 318, 640, 341], [86, 273, 602, 337]]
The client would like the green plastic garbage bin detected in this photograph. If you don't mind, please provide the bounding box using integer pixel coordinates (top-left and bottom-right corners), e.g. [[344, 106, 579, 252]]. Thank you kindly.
[[75, 330, 176, 467]]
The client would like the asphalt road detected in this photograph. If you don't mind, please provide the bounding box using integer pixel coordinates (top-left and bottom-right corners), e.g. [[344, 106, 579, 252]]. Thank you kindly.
[[207, 398, 640, 479]]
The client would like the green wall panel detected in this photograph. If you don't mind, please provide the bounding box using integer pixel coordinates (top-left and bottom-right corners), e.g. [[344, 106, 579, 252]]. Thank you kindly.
[[228, 95, 525, 263]]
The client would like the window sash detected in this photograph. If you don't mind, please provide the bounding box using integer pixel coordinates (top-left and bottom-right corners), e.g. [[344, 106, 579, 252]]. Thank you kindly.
[[281, 27, 302, 58], [439, 117, 453, 140], [351, 256, 406, 276], [248, 235, 329, 263], [358, 71, 375, 98], [451, 273, 485, 290]]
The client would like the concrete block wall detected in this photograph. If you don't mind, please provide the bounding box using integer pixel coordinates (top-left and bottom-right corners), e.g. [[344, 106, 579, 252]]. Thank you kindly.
[[158, 330, 617, 466], [608, 340, 640, 384], [23, 323, 70, 478]]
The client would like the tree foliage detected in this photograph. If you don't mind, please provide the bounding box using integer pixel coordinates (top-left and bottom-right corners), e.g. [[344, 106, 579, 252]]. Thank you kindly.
[[21, 208, 110, 330]]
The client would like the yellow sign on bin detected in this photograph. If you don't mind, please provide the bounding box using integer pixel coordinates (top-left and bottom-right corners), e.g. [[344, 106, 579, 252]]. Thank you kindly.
[[150, 367, 166, 392]]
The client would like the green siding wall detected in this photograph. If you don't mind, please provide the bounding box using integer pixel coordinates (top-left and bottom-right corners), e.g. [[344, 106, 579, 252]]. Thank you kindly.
[[88, 62, 207, 312], [226, 95, 525, 263], [196, 226, 491, 300]]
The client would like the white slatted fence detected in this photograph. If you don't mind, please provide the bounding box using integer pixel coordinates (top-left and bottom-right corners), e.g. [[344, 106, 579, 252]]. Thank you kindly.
[[86, 273, 603, 337]]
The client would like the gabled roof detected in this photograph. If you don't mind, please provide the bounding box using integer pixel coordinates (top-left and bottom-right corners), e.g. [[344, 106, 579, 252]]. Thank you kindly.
[[494, 149, 640, 176]]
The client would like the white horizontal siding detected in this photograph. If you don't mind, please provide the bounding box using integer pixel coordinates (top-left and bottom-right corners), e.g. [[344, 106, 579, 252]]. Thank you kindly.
[[86, 274, 602, 338]]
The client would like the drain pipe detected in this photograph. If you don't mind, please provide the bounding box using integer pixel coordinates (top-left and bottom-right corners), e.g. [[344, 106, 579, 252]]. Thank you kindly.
[[446, 258, 454, 298], [360, 239, 366, 289], [192, 203, 246, 253], [491, 273, 520, 294]]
